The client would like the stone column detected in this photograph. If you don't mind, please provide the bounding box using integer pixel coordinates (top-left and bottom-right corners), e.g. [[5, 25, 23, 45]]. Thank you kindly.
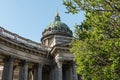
[[73, 63, 78, 80], [69, 66, 73, 80], [37, 64, 42, 80], [49, 68, 52, 80], [52, 68, 55, 80], [24, 62, 29, 80], [54, 66, 57, 80], [33, 67, 37, 80], [2, 56, 14, 80], [50, 67, 55, 80], [56, 60, 62, 80], [33, 63, 43, 80], [19, 61, 28, 80], [65, 68, 69, 80]]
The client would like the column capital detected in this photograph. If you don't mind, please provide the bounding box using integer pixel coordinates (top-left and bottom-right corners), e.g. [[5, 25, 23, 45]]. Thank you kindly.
[[57, 61, 62, 67], [55, 58, 62, 63], [38, 63, 43, 68], [19, 60, 29, 67], [3, 56, 15, 62], [33, 62, 43, 68], [55, 53, 63, 62]]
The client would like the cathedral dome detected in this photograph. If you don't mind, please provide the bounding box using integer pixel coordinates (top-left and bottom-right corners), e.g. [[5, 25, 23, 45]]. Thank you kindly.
[[42, 13, 73, 39]]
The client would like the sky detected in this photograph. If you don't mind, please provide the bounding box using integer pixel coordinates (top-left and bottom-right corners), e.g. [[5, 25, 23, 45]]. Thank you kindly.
[[0, 0, 85, 42]]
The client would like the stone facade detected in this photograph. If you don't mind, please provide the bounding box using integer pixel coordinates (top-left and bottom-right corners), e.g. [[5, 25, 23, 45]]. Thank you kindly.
[[0, 13, 80, 80]]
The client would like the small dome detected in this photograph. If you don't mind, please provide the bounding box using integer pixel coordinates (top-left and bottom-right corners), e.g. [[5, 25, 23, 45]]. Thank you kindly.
[[42, 13, 73, 38]]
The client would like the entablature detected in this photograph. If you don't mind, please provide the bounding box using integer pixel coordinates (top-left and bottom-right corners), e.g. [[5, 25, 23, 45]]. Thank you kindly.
[[0, 36, 47, 56], [0, 27, 49, 52]]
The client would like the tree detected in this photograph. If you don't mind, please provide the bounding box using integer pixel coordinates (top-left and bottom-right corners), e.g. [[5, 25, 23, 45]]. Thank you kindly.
[[63, 0, 120, 80]]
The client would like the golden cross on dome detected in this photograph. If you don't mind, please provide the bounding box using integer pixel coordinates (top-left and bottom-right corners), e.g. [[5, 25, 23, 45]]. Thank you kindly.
[[56, 12, 59, 16], [55, 1, 59, 17]]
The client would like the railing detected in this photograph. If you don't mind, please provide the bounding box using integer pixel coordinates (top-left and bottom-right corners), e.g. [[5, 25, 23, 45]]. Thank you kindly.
[[0, 26, 48, 51]]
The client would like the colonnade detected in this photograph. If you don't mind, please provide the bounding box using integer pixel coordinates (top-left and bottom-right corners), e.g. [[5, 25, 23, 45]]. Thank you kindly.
[[1, 56, 78, 80], [50, 60, 78, 80], [1, 56, 43, 80]]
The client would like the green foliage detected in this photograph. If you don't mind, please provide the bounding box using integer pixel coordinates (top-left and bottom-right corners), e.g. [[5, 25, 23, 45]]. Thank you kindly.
[[63, 0, 120, 80]]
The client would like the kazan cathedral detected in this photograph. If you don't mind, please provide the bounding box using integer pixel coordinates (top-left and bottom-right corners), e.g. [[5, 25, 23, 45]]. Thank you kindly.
[[0, 13, 81, 80]]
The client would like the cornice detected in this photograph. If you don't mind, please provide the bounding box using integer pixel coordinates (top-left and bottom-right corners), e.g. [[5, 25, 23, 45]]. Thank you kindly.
[[49, 45, 70, 57]]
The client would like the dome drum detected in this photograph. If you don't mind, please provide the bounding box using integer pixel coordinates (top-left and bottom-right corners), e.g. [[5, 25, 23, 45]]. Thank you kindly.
[[42, 26, 72, 36]]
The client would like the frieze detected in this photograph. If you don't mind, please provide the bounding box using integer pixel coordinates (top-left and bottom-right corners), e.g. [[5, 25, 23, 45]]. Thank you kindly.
[[0, 44, 45, 63]]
